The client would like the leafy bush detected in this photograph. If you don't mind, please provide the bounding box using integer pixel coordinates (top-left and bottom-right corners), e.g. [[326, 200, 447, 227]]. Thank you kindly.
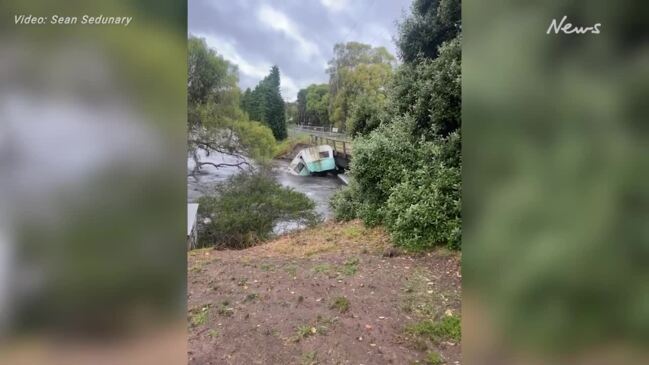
[[347, 92, 387, 137], [330, 180, 359, 221], [198, 172, 319, 249], [332, 122, 461, 250], [346, 116, 420, 226], [385, 133, 461, 250], [331, 127, 461, 251], [390, 36, 461, 139], [328, 11, 461, 251], [396, 0, 461, 63]]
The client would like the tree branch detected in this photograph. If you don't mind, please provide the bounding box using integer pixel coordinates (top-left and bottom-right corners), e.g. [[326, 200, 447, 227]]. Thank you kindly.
[[189, 139, 244, 159], [196, 161, 251, 169]]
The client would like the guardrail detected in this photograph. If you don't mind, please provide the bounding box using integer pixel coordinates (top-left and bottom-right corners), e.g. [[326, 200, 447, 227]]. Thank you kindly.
[[293, 125, 349, 140], [310, 135, 352, 158]]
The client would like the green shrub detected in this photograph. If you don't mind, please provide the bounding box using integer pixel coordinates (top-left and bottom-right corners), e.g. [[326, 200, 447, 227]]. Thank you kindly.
[[198, 171, 320, 249], [347, 93, 387, 137], [331, 123, 461, 250], [330, 180, 360, 221], [329, 36, 462, 251], [348, 116, 420, 226], [385, 133, 461, 250], [390, 37, 461, 140]]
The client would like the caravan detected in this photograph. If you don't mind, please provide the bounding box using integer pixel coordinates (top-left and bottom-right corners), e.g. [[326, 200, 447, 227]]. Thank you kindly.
[[288, 145, 336, 176]]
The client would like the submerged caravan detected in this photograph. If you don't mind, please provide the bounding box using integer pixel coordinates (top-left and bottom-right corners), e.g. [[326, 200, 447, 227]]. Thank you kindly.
[[288, 145, 336, 176]]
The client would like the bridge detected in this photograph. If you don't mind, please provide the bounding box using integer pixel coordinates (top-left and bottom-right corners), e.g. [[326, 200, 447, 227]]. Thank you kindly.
[[309, 134, 352, 170], [293, 125, 348, 139]]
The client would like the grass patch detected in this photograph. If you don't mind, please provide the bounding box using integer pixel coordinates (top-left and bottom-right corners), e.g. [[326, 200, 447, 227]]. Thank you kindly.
[[217, 300, 234, 317], [243, 293, 259, 303], [263, 328, 279, 336], [405, 315, 461, 344], [285, 264, 298, 276], [262, 220, 391, 258], [424, 351, 444, 365], [312, 263, 332, 274], [401, 268, 442, 318], [189, 305, 210, 327], [260, 263, 275, 272], [314, 315, 335, 335], [341, 257, 359, 276], [301, 351, 318, 365], [189, 264, 204, 274], [293, 316, 335, 342], [330, 296, 350, 313], [342, 225, 363, 238], [207, 329, 219, 338], [293, 324, 317, 342]]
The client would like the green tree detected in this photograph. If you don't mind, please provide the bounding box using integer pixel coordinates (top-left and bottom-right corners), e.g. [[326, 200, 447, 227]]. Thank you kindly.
[[297, 88, 307, 125], [342, 62, 393, 136], [396, 0, 461, 62], [187, 36, 276, 171], [390, 36, 461, 139], [188, 36, 231, 107], [326, 42, 395, 131], [241, 66, 287, 140], [296, 84, 332, 127], [305, 84, 330, 127], [241, 88, 253, 117], [264, 66, 287, 140], [347, 93, 386, 137], [331, 4, 462, 250], [285, 101, 298, 125]]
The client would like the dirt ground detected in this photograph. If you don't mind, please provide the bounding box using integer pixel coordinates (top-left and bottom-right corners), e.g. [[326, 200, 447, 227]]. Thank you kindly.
[[188, 220, 461, 365]]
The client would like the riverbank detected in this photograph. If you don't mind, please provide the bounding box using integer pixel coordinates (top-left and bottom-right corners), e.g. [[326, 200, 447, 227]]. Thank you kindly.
[[188, 220, 461, 364], [274, 132, 311, 160]]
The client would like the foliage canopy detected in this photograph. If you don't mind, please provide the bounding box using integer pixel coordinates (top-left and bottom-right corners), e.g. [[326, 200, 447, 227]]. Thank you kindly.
[[241, 66, 288, 140], [331, 3, 462, 250], [187, 36, 276, 171]]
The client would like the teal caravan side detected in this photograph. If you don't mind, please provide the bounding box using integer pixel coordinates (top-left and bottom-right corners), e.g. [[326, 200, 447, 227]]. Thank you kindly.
[[289, 145, 337, 176], [306, 157, 336, 173]]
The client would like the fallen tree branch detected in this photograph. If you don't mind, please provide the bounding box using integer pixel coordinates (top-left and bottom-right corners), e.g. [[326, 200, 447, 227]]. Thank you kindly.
[[195, 161, 251, 169], [190, 160, 252, 177], [188, 139, 242, 158]]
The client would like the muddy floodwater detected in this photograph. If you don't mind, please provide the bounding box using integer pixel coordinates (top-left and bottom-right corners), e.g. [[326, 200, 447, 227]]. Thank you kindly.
[[187, 151, 344, 220]]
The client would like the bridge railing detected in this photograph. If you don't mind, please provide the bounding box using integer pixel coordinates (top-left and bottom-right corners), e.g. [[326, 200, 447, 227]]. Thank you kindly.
[[294, 125, 349, 140], [310, 134, 352, 158]]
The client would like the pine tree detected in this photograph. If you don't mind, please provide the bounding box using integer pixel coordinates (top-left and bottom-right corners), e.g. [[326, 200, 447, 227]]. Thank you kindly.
[[241, 66, 287, 140], [265, 66, 287, 140], [297, 89, 307, 125], [241, 88, 253, 117]]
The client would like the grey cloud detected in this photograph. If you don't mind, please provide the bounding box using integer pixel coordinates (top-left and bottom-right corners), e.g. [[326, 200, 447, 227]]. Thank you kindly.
[[189, 0, 411, 101]]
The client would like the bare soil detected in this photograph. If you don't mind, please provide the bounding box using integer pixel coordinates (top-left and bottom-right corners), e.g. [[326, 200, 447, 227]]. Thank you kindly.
[[188, 220, 461, 365]]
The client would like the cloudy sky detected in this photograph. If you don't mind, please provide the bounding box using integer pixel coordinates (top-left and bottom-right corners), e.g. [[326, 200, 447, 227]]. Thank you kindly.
[[189, 0, 412, 101]]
